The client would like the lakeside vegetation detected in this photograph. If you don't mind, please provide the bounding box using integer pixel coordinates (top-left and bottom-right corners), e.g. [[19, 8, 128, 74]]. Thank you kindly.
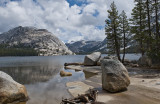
[[105, 1, 160, 63], [0, 44, 38, 56]]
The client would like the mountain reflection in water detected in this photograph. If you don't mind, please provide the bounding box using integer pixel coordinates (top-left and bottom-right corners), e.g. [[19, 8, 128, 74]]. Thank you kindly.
[[0, 65, 60, 84], [0, 54, 140, 104]]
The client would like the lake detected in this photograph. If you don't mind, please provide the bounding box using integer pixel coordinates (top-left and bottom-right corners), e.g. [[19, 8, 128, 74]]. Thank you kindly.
[[0, 54, 141, 104]]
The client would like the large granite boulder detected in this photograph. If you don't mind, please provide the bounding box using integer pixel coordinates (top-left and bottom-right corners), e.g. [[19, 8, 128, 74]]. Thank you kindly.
[[0, 71, 28, 104], [138, 55, 152, 67], [84, 52, 101, 66], [101, 56, 130, 92]]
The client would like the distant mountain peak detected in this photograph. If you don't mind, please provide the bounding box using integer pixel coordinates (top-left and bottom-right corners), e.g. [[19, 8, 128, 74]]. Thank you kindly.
[[65, 39, 107, 54], [0, 26, 73, 56]]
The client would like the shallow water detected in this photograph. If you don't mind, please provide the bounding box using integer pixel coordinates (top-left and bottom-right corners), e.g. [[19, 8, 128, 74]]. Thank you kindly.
[[0, 54, 140, 104]]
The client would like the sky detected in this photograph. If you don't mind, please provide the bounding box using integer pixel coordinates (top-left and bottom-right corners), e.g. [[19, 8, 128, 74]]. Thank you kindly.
[[0, 0, 134, 43]]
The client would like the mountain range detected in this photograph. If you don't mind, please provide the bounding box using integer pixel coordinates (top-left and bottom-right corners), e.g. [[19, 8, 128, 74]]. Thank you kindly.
[[65, 38, 107, 54], [66, 38, 139, 54]]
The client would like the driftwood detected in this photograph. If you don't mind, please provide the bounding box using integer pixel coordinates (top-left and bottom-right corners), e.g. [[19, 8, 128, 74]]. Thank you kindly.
[[61, 89, 99, 104], [64, 63, 84, 66]]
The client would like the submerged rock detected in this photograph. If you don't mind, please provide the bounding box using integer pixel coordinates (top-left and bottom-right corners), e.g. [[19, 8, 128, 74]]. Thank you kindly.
[[138, 55, 152, 67], [0, 71, 28, 104], [60, 70, 72, 77], [101, 57, 130, 93], [84, 52, 101, 66]]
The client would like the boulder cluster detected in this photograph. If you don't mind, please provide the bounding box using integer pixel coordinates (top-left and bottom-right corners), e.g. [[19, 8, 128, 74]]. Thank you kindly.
[[84, 52, 130, 92]]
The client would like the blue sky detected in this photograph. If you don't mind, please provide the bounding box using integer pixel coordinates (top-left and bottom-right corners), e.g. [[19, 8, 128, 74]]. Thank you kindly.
[[66, 0, 88, 7], [0, 0, 134, 43]]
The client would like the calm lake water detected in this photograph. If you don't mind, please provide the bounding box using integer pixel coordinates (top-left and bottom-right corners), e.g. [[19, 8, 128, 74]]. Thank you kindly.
[[0, 54, 141, 104]]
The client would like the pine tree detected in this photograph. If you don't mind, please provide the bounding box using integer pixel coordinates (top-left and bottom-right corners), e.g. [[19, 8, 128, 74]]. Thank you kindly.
[[119, 10, 130, 63], [153, 0, 160, 38], [145, 0, 152, 50], [130, 0, 146, 56], [148, 0, 160, 63], [105, 2, 121, 61]]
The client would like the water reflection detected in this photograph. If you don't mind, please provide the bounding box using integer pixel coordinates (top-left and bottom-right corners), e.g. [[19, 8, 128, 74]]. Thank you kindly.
[[0, 54, 141, 104], [0, 65, 60, 84], [0, 65, 87, 104], [26, 69, 86, 104]]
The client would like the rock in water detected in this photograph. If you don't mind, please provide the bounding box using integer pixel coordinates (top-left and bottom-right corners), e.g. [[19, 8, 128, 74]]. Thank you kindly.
[[0, 26, 73, 56], [138, 55, 152, 67], [101, 56, 130, 92], [60, 70, 72, 77], [0, 71, 28, 104], [84, 52, 101, 66]]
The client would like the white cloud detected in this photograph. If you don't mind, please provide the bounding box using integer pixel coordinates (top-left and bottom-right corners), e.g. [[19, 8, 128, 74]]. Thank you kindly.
[[0, 0, 134, 43]]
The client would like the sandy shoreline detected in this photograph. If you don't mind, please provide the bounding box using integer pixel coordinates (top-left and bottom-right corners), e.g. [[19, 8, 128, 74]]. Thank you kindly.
[[66, 65, 160, 104]]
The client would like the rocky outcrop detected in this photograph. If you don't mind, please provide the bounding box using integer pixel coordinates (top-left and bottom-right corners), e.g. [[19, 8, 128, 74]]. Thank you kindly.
[[101, 56, 130, 92], [138, 55, 152, 67], [0, 26, 73, 56], [0, 71, 28, 104], [84, 52, 101, 66]]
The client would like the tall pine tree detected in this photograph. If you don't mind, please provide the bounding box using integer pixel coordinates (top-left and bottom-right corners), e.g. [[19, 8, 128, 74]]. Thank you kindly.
[[119, 10, 130, 63], [105, 2, 121, 61], [145, 0, 152, 50], [153, 0, 160, 38], [130, 0, 146, 56], [148, 0, 160, 63]]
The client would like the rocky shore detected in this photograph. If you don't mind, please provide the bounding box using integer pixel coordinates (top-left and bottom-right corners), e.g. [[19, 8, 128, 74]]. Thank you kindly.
[[64, 52, 160, 104], [65, 66, 160, 104]]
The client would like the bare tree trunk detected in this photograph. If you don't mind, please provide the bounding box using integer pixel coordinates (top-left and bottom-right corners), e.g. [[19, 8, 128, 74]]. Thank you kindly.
[[114, 26, 121, 61], [122, 25, 126, 63], [115, 36, 121, 61]]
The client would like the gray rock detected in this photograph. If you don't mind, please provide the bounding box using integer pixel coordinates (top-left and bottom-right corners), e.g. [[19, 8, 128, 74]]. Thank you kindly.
[[84, 52, 101, 66], [0, 71, 28, 104], [138, 55, 152, 67], [156, 82, 160, 85], [101, 57, 130, 92], [0, 26, 73, 56]]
